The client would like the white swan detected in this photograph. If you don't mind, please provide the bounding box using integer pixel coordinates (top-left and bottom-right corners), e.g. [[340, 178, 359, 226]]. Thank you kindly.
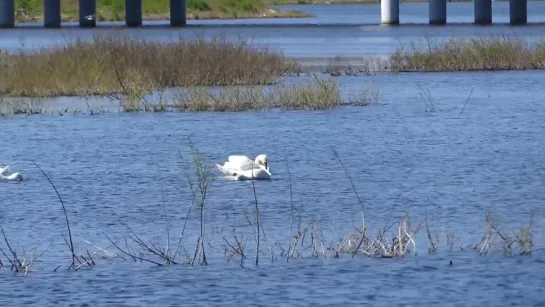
[[220, 154, 268, 171], [231, 167, 271, 181], [0, 172, 23, 182], [0, 165, 9, 175], [216, 154, 271, 180]]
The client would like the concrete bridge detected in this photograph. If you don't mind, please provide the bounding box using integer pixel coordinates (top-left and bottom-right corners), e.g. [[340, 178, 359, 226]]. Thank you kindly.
[[0, 0, 529, 28]]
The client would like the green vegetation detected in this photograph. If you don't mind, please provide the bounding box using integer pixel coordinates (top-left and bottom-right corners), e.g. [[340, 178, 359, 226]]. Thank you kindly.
[[13, 0, 310, 23], [388, 37, 545, 72]]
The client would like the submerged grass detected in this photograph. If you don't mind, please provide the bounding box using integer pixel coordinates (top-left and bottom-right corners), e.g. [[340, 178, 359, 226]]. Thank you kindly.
[[118, 76, 379, 112], [389, 37, 545, 72], [0, 35, 299, 97], [0, 76, 379, 116], [0, 97, 44, 117]]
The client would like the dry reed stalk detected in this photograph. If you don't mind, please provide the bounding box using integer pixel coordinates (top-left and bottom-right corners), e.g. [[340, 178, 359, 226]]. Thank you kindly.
[[474, 212, 535, 256], [221, 217, 248, 267], [31, 160, 97, 270], [0, 226, 48, 275]]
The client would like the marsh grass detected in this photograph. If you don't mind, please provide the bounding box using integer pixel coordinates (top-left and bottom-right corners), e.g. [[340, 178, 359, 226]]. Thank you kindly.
[[0, 35, 299, 97], [389, 37, 545, 72], [167, 76, 378, 112], [0, 97, 44, 117], [0, 77, 379, 117]]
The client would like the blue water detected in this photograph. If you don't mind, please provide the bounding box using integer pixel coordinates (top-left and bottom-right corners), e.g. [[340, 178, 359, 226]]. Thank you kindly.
[[1, 4, 545, 306]]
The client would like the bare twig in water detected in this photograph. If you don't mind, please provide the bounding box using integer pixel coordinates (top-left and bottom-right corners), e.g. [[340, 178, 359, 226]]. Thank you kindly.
[[286, 158, 294, 262], [416, 83, 436, 113], [425, 211, 439, 253], [156, 164, 171, 262], [473, 212, 535, 256], [221, 217, 248, 267], [184, 137, 214, 266], [105, 233, 164, 266], [249, 162, 261, 267], [0, 226, 48, 274], [329, 146, 366, 235], [31, 160, 80, 270], [457, 86, 475, 119]]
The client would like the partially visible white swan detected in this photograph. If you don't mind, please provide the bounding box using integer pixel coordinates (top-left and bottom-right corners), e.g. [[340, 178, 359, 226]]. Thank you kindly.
[[216, 154, 271, 180], [231, 167, 271, 181], [220, 154, 268, 171], [0, 165, 9, 176], [0, 172, 23, 182]]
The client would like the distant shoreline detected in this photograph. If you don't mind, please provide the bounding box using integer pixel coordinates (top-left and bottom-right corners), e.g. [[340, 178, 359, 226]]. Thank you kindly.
[[12, 0, 311, 24], [12, 0, 538, 24]]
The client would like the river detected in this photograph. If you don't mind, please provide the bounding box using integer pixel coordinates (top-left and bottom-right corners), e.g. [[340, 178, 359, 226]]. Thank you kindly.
[[1, 3, 545, 306]]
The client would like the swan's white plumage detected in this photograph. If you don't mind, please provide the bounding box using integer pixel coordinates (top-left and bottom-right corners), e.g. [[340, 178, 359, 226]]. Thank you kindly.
[[216, 154, 271, 181], [0, 172, 23, 182], [234, 167, 271, 181], [0, 165, 8, 175], [223, 155, 267, 171], [216, 164, 271, 181], [0, 165, 23, 182]]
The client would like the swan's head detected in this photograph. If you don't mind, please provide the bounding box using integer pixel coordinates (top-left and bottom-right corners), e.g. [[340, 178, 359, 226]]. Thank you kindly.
[[255, 154, 268, 169]]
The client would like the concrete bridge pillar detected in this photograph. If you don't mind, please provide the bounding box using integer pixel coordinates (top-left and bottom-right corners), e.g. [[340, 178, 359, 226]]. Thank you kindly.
[[381, 0, 399, 24], [170, 0, 187, 27], [0, 0, 14, 28], [509, 0, 527, 24], [474, 0, 492, 24], [125, 0, 142, 27], [44, 0, 61, 28], [429, 0, 447, 24], [79, 0, 97, 27]]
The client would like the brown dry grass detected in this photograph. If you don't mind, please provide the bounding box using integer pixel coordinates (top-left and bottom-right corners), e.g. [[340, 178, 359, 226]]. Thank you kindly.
[[389, 37, 545, 72], [0, 35, 300, 97]]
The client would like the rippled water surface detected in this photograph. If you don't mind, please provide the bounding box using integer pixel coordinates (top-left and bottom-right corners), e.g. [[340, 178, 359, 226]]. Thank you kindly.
[[2, 70, 545, 305], [1, 3, 545, 305]]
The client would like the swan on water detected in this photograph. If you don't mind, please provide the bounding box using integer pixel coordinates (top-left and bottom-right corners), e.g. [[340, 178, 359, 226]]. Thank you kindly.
[[216, 154, 271, 180], [229, 167, 271, 181], [0, 172, 23, 182], [0, 165, 23, 182]]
